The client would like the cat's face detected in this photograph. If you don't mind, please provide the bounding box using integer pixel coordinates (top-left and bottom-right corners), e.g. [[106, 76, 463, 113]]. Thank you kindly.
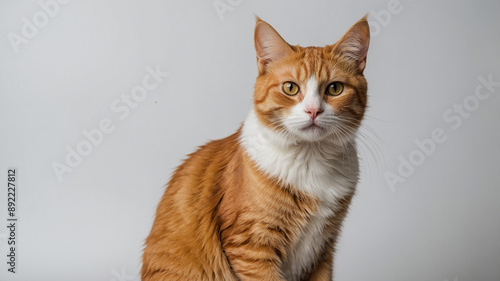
[[253, 17, 370, 144]]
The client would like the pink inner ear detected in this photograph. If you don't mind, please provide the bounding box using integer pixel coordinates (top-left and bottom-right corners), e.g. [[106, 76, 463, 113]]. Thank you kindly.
[[254, 20, 293, 72], [334, 18, 370, 72]]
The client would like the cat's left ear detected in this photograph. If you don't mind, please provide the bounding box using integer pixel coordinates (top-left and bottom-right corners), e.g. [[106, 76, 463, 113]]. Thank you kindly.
[[331, 16, 370, 73]]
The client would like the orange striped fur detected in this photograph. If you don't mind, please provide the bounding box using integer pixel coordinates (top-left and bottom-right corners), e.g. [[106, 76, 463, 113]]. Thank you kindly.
[[142, 16, 370, 281]]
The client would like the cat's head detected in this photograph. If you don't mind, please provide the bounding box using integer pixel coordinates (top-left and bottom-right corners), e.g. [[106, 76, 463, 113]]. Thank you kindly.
[[253, 17, 370, 144]]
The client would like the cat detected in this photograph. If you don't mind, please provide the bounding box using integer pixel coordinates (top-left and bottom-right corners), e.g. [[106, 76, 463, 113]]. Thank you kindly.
[[142, 16, 370, 281]]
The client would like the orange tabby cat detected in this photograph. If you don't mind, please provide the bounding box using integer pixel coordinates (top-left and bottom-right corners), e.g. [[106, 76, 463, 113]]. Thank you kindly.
[[142, 16, 370, 281]]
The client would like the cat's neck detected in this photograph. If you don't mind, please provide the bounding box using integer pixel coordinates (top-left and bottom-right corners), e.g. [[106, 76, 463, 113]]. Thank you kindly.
[[240, 109, 359, 205]]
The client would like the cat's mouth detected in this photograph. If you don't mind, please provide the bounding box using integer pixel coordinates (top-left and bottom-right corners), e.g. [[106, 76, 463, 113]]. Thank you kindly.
[[301, 122, 324, 131]]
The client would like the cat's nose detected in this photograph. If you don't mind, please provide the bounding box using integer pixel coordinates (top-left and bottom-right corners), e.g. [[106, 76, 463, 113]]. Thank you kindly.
[[305, 108, 324, 120]]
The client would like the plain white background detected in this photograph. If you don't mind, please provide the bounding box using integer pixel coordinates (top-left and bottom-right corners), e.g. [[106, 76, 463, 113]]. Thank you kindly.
[[1, 0, 499, 280]]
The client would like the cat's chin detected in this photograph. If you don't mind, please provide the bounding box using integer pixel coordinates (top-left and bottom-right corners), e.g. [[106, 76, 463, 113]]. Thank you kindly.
[[286, 125, 332, 143], [297, 124, 327, 139], [287, 124, 355, 145]]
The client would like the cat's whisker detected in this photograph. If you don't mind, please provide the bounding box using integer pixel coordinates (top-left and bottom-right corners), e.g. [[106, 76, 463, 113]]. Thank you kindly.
[[329, 124, 356, 164], [332, 120, 385, 180], [339, 120, 385, 172]]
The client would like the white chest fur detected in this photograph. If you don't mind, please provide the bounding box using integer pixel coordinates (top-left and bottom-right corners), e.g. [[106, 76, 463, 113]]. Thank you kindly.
[[240, 110, 359, 280], [281, 205, 332, 280]]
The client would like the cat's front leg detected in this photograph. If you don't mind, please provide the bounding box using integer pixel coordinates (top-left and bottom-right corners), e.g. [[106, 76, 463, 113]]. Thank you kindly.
[[224, 246, 286, 281], [305, 250, 334, 281]]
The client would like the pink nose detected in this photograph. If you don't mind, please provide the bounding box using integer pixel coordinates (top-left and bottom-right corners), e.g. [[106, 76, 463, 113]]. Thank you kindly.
[[305, 108, 324, 120]]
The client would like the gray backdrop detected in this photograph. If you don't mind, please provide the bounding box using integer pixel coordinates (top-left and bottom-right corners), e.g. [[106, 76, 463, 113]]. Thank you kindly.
[[0, 0, 499, 280]]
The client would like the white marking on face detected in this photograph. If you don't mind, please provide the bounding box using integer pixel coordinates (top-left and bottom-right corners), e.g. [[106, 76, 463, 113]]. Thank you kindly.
[[302, 75, 322, 114]]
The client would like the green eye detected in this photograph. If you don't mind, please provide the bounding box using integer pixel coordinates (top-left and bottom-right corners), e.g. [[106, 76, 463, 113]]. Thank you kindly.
[[282, 82, 299, 96], [326, 82, 344, 96]]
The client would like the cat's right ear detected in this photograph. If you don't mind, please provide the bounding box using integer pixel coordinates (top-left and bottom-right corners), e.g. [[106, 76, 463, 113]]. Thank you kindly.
[[331, 16, 370, 73], [254, 17, 293, 74]]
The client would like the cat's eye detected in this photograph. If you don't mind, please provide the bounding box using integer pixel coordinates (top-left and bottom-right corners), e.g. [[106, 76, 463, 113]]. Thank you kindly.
[[326, 82, 344, 96], [282, 82, 300, 96]]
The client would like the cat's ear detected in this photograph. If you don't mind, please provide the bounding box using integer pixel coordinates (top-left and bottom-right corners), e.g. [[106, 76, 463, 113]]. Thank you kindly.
[[331, 16, 370, 73], [254, 17, 293, 74]]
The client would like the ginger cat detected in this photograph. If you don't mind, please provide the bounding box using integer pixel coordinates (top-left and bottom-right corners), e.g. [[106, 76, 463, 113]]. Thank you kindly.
[[142, 16, 370, 281]]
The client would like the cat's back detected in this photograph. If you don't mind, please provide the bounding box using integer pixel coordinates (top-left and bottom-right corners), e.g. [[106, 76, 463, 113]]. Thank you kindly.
[[142, 129, 243, 281], [168, 128, 243, 193]]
